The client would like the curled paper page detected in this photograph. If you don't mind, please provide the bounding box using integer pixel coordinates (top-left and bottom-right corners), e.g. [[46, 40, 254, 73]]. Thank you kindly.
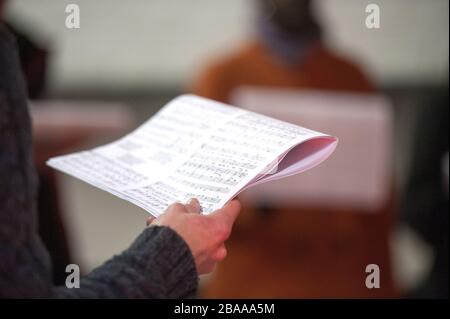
[[47, 95, 338, 217]]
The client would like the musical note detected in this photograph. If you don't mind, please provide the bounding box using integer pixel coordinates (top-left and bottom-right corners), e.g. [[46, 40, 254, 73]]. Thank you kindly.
[[47, 95, 336, 217]]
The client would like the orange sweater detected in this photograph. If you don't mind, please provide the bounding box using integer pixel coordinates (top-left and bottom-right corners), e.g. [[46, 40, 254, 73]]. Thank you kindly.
[[190, 40, 396, 298], [191, 40, 375, 103]]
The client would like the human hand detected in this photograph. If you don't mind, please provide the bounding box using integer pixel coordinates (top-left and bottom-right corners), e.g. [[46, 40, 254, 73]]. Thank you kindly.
[[147, 199, 241, 275]]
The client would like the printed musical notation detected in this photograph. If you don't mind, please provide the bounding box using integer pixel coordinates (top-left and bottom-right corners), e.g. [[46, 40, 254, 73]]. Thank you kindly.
[[47, 95, 337, 217], [55, 151, 150, 190]]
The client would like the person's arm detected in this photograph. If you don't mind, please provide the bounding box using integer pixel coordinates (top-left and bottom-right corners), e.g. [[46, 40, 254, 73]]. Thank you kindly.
[[0, 25, 198, 299], [1, 25, 240, 299], [54, 226, 198, 298]]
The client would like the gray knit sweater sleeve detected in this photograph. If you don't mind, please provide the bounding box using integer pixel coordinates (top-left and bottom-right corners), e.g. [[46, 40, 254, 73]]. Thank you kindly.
[[0, 25, 198, 298]]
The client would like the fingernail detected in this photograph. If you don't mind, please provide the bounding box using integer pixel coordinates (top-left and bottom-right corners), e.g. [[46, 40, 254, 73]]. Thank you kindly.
[[187, 198, 198, 204]]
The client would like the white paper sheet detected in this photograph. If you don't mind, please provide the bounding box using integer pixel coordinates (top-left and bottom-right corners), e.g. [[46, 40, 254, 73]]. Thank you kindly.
[[48, 95, 337, 217], [231, 87, 392, 211]]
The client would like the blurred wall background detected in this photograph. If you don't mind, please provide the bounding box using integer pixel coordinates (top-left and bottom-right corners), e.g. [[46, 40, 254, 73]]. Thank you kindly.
[[6, 0, 448, 93], [5, 0, 448, 295]]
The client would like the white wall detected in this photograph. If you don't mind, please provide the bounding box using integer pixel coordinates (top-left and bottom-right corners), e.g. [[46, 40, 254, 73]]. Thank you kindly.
[[6, 0, 252, 92], [6, 0, 448, 90], [316, 0, 449, 86]]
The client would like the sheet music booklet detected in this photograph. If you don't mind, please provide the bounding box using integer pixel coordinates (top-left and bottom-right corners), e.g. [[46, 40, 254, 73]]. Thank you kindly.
[[48, 95, 338, 217]]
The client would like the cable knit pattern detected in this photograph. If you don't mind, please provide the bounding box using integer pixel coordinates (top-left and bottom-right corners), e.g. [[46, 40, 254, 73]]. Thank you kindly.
[[0, 25, 198, 298]]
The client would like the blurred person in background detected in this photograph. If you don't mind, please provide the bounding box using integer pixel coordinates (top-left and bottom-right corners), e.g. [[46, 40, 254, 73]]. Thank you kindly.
[[0, 25, 241, 297], [191, 0, 396, 297], [0, 0, 73, 285], [0, 0, 47, 98], [191, 0, 374, 102], [402, 89, 449, 298]]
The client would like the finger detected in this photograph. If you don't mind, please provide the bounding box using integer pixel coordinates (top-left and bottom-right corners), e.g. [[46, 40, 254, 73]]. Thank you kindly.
[[211, 244, 227, 261], [209, 199, 241, 229], [185, 198, 201, 214], [146, 216, 156, 226], [146, 216, 161, 227], [165, 202, 188, 214], [198, 260, 217, 275]]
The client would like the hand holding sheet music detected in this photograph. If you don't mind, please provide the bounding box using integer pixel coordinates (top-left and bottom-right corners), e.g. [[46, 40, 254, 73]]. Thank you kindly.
[[47, 95, 338, 217]]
